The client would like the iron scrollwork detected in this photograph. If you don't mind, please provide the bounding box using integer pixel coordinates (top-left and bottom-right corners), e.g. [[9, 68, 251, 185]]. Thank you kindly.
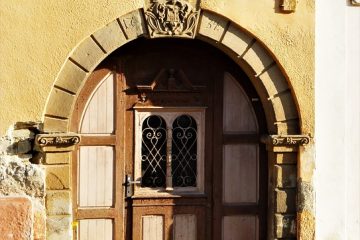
[[171, 115, 197, 187], [145, 0, 199, 38], [141, 115, 167, 188]]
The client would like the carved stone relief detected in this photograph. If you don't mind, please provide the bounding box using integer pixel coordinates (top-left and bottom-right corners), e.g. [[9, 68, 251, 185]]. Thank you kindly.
[[145, 0, 200, 38], [261, 135, 310, 146], [35, 133, 80, 152]]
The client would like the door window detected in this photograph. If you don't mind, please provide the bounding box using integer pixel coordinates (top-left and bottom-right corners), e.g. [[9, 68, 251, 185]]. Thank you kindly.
[[134, 108, 205, 195]]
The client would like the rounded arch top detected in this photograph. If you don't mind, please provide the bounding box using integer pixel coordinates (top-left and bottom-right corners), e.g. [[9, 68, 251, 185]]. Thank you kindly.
[[43, 7, 299, 135]]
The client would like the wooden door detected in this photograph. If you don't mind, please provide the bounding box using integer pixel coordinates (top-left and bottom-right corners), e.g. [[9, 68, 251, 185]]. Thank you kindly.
[[72, 39, 267, 240]]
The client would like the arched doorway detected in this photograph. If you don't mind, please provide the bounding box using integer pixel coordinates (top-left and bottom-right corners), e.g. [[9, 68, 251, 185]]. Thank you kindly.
[[70, 38, 268, 240], [38, 8, 308, 240]]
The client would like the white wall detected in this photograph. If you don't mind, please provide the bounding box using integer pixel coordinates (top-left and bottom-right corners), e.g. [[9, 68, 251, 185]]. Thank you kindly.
[[316, 1, 360, 239]]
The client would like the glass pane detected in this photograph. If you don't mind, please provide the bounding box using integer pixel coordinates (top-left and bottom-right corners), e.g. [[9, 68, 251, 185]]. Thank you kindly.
[[79, 219, 113, 240], [172, 115, 197, 187], [223, 144, 258, 203], [223, 73, 258, 133], [141, 115, 167, 188], [79, 146, 114, 207], [80, 73, 114, 134], [222, 215, 258, 240]]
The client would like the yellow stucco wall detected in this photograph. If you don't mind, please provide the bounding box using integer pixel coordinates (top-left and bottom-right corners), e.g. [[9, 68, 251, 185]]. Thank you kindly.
[[0, 0, 314, 135]]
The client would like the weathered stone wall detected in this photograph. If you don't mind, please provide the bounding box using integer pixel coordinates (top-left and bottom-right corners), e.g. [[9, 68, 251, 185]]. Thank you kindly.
[[0, 124, 46, 240]]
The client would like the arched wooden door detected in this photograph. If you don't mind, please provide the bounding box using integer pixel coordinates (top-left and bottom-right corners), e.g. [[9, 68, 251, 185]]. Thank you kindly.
[[71, 39, 267, 240]]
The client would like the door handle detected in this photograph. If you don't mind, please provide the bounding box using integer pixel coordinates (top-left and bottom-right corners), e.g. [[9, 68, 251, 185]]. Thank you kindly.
[[124, 174, 141, 197]]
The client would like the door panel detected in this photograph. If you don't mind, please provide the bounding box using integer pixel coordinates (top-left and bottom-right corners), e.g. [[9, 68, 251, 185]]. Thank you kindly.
[[78, 146, 114, 207], [223, 144, 258, 204]]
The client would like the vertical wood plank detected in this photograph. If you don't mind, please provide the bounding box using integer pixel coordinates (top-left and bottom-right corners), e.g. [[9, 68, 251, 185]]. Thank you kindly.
[[142, 215, 164, 240], [80, 73, 114, 134], [79, 219, 113, 240], [223, 144, 258, 203], [223, 73, 258, 133], [173, 214, 197, 240], [222, 216, 258, 240], [79, 146, 114, 207]]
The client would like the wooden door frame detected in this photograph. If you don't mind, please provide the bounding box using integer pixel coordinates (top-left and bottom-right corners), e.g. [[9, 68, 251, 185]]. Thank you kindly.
[[70, 64, 127, 239]]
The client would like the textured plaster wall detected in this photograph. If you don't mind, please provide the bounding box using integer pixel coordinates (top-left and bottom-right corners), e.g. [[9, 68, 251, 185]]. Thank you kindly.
[[0, 0, 314, 136]]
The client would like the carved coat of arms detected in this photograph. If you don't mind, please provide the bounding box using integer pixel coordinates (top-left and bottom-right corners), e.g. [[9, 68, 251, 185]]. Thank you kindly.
[[145, 0, 199, 38]]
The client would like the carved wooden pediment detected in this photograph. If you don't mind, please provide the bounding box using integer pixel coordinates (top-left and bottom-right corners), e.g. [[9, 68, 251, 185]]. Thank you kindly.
[[136, 68, 202, 93], [145, 0, 200, 38]]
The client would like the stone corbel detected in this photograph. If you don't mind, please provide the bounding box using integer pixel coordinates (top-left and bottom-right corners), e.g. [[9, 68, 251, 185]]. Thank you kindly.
[[261, 134, 310, 152], [280, 0, 297, 13], [35, 133, 80, 152]]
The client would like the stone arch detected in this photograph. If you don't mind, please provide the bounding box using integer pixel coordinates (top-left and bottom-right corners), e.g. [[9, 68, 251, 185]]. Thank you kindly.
[[40, 8, 307, 239], [43, 9, 299, 135]]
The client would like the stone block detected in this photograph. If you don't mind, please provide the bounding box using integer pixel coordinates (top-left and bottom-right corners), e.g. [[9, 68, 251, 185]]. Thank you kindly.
[[118, 9, 147, 40], [45, 88, 74, 119], [275, 189, 296, 213], [222, 24, 253, 57], [258, 64, 289, 98], [92, 19, 127, 53], [276, 121, 299, 135], [11, 129, 35, 139], [47, 215, 72, 240], [198, 11, 227, 42], [46, 165, 70, 190], [44, 152, 70, 165], [0, 197, 32, 240], [271, 91, 299, 122], [55, 60, 88, 94], [70, 37, 105, 72], [274, 152, 297, 164], [46, 191, 71, 216], [33, 198, 46, 240], [0, 157, 45, 197], [275, 214, 296, 238], [43, 117, 69, 133], [274, 165, 297, 188], [243, 42, 274, 76]]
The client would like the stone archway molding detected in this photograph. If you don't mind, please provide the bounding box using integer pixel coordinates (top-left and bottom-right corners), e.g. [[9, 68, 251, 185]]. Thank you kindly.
[[40, 4, 312, 240], [43, 8, 299, 136]]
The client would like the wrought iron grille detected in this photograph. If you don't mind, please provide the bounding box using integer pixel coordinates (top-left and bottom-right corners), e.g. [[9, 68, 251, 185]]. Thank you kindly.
[[171, 115, 197, 187], [141, 115, 167, 188]]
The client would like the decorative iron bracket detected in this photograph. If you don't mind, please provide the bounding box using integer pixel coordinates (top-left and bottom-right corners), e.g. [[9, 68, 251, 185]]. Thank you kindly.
[[35, 133, 81, 152]]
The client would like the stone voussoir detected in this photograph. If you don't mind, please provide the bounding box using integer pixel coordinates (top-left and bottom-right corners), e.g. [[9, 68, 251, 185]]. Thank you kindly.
[[45, 89, 74, 119], [92, 18, 127, 53], [221, 23, 254, 57], [271, 91, 299, 122], [118, 9, 147, 40], [55, 60, 88, 94], [242, 41, 274, 76], [70, 37, 105, 72], [43, 117, 69, 133], [198, 11, 228, 42]]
